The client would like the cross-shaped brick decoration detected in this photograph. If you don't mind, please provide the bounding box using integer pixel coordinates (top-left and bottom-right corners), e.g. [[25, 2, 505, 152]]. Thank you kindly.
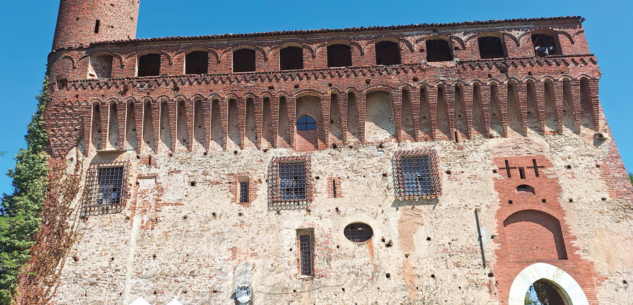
[[499, 160, 517, 178], [527, 159, 546, 177]]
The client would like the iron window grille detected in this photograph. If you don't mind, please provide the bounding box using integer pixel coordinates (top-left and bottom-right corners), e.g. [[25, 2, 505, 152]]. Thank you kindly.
[[299, 234, 313, 276], [344, 223, 374, 243], [268, 156, 313, 210], [81, 161, 129, 216], [392, 149, 441, 200], [239, 181, 249, 203]]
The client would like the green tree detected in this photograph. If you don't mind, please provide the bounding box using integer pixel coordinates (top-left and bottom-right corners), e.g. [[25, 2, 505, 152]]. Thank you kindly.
[[0, 77, 50, 303], [629, 173, 632, 186]]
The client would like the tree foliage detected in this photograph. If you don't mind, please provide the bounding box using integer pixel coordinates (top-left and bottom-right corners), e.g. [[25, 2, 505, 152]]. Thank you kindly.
[[0, 77, 50, 303], [629, 173, 632, 186]]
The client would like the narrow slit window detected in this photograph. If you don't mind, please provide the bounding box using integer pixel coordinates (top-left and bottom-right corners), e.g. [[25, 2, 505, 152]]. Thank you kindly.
[[239, 181, 249, 203], [519, 167, 526, 179], [299, 235, 313, 276], [94, 20, 101, 34], [332, 180, 337, 198]]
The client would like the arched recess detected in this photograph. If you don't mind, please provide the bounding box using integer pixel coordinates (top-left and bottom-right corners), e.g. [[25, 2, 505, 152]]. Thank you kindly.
[[88, 52, 113, 79], [401, 88, 415, 140], [472, 83, 486, 137], [579, 78, 595, 130], [526, 80, 540, 133], [142, 100, 155, 152], [490, 83, 504, 137], [436, 85, 451, 139], [503, 210, 568, 260], [125, 101, 137, 150], [193, 98, 205, 150], [108, 102, 119, 149], [176, 100, 189, 150], [508, 263, 589, 305], [454, 84, 468, 140], [365, 90, 396, 143], [262, 97, 273, 148], [347, 91, 360, 143], [543, 80, 558, 133], [507, 81, 523, 135], [210, 98, 223, 151], [91, 102, 102, 150], [159, 100, 172, 151], [278, 96, 290, 148], [419, 86, 432, 140], [280, 43, 304, 70], [227, 98, 240, 150], [296, 95, 321, 151], [562, 79, 578, 133], [245, 97, 257, 149], [329, 93, 343, 145]]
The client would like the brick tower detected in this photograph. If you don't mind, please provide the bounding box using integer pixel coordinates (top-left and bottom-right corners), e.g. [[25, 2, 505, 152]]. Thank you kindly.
[[52, 0, 140, 50]]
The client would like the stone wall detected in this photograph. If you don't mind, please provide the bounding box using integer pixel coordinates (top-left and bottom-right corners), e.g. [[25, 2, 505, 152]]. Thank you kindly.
[[49, 114, 633, 304]]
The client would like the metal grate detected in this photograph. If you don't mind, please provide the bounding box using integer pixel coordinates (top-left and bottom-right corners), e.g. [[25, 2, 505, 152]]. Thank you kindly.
[[392, 149, 441, 200], [299, 235, 313, 276], [81, 162, 129, 216], [268, 156, 313, 210], [239, 181, 249, 203], [344, 223, 374, 243]]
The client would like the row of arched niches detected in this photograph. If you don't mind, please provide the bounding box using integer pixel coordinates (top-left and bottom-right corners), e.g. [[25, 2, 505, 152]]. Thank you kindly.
[[80, 76, 601, 154]]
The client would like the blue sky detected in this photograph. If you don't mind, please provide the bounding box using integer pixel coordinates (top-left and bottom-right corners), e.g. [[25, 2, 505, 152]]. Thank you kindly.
[[0, 0, 632, 196]]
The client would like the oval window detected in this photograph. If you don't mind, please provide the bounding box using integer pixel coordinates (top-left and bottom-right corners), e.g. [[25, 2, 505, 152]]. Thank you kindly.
[[344, 223, 374, 243]]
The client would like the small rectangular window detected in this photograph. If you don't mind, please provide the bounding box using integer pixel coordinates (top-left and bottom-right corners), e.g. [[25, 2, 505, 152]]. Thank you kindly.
[[94, 20, 101, 34], [299, 234, 313, 276], [332, 180, 337, 198], [392, 149, 441, 200], [239, 181, 249, 203], [82, 162, 128, 216]]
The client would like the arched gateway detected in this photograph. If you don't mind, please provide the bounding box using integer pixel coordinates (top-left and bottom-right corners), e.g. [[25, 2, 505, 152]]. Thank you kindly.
[[508, 263, 588, 305]]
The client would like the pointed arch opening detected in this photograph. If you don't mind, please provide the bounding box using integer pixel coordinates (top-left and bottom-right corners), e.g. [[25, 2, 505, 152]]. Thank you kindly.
[[176, 100, 189, 149], [159, 101, 171, 151], [142, 101, 154, 151], [472, 84, 486, 137], [210, 99, 223, 150], [108, 102, 119, 149], [401, 88, 415, 140], [245, 97, 257, 149], [508, 263, 588, 305]]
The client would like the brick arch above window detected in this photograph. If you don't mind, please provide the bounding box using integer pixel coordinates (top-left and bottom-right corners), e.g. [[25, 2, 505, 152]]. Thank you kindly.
[[503, 209, 567, 260]]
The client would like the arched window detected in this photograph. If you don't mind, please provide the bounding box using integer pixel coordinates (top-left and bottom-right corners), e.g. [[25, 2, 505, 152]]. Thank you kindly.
[[185, 51, 208, 74], [516, 184, 535, 194], [327, 44, 352, 67], [138, 53, 161, 77], [233, 48, 256, 72], [297, 115, 316, 130], [525, 279, 569, 305], [478, 36, 506, 59], [531, 33, 561, 57], [426, 38, 453, 62], [280, 46, 304, 70], [375, 41, 401, 65]]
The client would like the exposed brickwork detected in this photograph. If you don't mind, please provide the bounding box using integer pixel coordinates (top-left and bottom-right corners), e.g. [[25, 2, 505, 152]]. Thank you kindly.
[[41, 4, 633, 304], [492, 155, 599, 304]]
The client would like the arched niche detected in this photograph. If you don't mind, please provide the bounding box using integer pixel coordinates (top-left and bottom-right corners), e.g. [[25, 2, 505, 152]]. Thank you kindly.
[[503, 210, 568, 260]]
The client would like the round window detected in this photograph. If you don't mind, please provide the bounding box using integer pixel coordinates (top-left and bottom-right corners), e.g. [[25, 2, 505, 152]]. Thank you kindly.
[[344, 223, 374, 243]]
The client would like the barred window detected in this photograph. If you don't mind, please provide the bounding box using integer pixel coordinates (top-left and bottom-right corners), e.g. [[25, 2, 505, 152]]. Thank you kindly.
[[82, 162, 129, 216], [239, 181, 249, 203], [344, 223, 373, 243], [280, 162, 306, 200], [268, 156, 313, 209], [392, 150, 441, 200], [299, 234, 313, 276]]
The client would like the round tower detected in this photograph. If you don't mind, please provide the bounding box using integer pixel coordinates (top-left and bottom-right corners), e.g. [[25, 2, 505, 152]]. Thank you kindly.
[[52, 0, 140, 50]]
